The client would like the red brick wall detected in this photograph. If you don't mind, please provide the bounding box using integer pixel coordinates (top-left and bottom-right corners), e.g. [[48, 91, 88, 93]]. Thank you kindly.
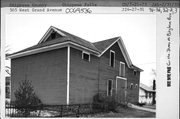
[[69, 47, 99, 104], [11, 48, 67, 105]]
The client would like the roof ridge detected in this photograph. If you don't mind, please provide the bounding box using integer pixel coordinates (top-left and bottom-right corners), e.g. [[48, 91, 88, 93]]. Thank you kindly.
[[52, 26, 91, 43], [93, 36, 120, 44], [52, 26, 100, 52], [92, 36, 120, 53], [140, 83, 155, 92]]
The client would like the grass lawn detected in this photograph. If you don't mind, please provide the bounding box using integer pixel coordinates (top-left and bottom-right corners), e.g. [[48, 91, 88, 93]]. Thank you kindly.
[[88, 106, 156, 118]]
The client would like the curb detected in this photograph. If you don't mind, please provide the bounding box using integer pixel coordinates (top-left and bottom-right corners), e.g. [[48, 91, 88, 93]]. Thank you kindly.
[[127, 103, 156, 113]]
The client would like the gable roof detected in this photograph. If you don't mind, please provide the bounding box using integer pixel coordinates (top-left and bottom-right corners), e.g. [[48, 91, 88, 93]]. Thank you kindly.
[[10, 26, 100, 57], [93, 36, 142, 71], [39, 26, 100, 52], [93, 37, 119, 53], [140, 83, 155, 92], [8, 26, 142, 71], [131, 64, 144, 72]]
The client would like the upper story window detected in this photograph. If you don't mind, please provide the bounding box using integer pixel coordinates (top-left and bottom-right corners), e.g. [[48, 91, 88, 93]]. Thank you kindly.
[[51, 31, 56, 39], [110, 50, 115, 67], [82, 51, 90, 61], [133, 70, 137, 76], [119, 62, 125, 77]]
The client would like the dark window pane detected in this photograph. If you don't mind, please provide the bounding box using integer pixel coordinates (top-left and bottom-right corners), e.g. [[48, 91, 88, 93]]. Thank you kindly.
[[108, 80, 112, 96], [110, 52, 115, 67], [133, 70, 137, 75], [130, 83, 133, 89], [6, 81, 10, 86], [51, 32, 56, 39], [83, 53, 90, 61], [120, 63, 125, 77], [6, 87, 10, 98]]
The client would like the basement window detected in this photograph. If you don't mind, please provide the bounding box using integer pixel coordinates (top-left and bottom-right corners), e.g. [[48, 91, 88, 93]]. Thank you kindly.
[[110, 50, 115, 67], [82, 51, 90, 61]]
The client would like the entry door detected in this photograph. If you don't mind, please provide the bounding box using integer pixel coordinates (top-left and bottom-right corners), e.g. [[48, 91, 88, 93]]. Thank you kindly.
[[116, 77, 127, 104]]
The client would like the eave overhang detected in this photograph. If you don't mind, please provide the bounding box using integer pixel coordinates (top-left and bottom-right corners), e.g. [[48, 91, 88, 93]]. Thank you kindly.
[[8, 41, 100, 59]]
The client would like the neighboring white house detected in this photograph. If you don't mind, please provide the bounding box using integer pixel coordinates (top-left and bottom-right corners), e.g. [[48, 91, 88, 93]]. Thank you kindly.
[[5, 58, 11, 104], [139, 83, 155, 104], [5, 71, 11, 103]]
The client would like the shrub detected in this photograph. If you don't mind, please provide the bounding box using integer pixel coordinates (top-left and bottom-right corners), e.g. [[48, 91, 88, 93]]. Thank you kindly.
[[14, 80, 42, 116], [92, 93, 118, 112], [104, 95, 118, 112]]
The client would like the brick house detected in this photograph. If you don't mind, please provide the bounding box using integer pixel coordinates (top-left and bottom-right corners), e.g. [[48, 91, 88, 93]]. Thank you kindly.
[[9, 26, 143, 105]]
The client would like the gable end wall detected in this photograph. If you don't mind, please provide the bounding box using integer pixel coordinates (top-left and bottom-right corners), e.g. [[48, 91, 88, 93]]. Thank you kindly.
[[98, 42, 140, 103]]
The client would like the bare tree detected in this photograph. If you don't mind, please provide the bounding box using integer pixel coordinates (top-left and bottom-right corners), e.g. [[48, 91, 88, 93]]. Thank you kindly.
[[151, 69, 156, 104], [5, 45, 11, 75]]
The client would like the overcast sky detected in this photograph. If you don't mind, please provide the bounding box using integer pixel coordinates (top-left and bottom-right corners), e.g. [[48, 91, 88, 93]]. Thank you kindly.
[[5, 14, 156, 86]]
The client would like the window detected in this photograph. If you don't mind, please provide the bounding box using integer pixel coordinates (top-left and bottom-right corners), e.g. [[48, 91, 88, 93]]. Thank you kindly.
[[130, 83, 133, 89], [149, 93, 152, 98], [51, 31, 56, 39], [135, 84, 138, 88], [110, 50, 115, 67], [82, 51, 90, 61], [107, 79, 113, 96], [6, 81, 10, 86], [6, 87, 10, 98], [145, 92, 148, 98], [133, 70, 137, 76], [119, 62, 125, 77]]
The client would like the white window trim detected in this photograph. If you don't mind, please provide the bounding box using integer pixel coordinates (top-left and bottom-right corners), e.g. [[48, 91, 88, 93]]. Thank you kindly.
[[133, 70, 137, 76], [107, 79, 113, 96], [135, 84, 138, 88], [116, 76, 127, 94], [120, 62, 125, 77], [109, 50, 115, 67], [116, 76, 127, 80], [82, 51, 90, 61], [98, 37, 132, 68], [130, 83, 133, 89], [38, 26, 66, 44]]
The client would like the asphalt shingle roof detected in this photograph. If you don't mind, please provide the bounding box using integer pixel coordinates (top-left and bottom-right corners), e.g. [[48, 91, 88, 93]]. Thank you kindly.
[[11, 26, 100, 55], [140, 83, 155, 92], [54, 27, 100, 52], [93, 37, 119, 53], [9, 26, 143, 71]]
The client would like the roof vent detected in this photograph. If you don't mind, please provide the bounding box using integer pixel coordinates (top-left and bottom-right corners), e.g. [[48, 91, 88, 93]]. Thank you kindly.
[[51, 31, 56, 39]]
